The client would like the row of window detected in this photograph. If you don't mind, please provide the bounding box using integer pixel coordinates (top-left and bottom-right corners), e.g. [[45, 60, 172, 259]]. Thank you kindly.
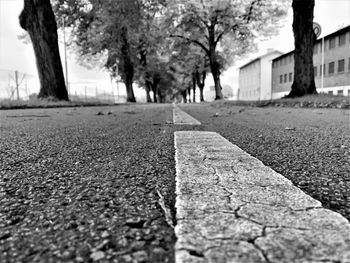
[[279, 57, 350, 84], [314, 58, 350, 76], [314, 32, 348, 54], [279, 72, 293, 84], [273, 32, 349, 68]]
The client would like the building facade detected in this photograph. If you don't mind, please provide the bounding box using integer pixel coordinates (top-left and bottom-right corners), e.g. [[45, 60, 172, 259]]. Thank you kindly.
[[272, 25, 350, 98], [238, 50, 283, 101]]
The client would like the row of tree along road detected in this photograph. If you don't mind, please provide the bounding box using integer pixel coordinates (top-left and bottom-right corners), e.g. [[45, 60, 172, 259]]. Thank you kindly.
[[20, 0, 318, 103]]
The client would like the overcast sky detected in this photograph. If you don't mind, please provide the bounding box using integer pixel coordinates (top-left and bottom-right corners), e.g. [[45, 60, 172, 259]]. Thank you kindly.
[[0, 0, 349, 97]]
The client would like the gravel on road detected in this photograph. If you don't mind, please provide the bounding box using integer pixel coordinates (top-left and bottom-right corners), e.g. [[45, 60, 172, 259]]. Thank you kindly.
[[0, 105, 176, 263], [1, 103, 349, 263]]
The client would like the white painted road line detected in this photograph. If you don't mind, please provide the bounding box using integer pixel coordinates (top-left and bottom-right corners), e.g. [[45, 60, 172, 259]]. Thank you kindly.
[[173, 106, 201, 125], [174, 131, 350, 263]]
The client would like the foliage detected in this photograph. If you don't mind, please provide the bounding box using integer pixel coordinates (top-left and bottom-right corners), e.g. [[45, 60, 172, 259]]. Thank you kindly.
[[52, 0, 169, 102], [52, 0, 289, 102], [168, 40, 208, 97], [164, 0, 289, 99]]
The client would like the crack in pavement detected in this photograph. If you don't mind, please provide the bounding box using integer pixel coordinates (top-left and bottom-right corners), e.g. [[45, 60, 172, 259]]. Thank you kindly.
[[174, 131, 350, 262]]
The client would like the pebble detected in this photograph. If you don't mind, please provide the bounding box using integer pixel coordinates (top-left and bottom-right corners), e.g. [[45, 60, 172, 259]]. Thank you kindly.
[[132, 250, 148, 262], [90, 251, 105, 261]]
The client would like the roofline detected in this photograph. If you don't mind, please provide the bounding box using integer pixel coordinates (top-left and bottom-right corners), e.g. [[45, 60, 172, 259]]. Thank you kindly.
[[272, 25, 350, 62], [239, 50, 283, 69]]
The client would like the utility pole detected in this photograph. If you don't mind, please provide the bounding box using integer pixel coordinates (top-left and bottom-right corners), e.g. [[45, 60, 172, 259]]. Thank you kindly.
[[116, 65, 119, 102], [15, 70, 19, 100], [321, 37, 324, 90]]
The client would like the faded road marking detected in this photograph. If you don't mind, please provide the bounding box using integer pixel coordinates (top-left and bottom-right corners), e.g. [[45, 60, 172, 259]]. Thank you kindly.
[[174, 131, 350, 263], [173, 106, 201, 125]]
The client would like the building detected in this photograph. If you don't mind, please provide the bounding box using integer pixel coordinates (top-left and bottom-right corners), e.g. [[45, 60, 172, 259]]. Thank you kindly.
[[238, 49, 283, 101], [272, 25, 350, 98]]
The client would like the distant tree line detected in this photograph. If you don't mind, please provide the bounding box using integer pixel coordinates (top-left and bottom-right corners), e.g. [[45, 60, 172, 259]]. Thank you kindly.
[[19, 0, 317, 102]]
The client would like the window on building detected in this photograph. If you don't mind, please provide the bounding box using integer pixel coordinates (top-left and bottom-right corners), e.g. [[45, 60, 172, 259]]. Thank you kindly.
[[338, 59, 345, 72], [328, 62, 335, 74], [339, 34, 346, 46], [288, 72, 292, 82], [313, 44, 318, 54], [313, 66, 317, 76], [328, 91, 333, 95], [348, 58, 350, 71], [329, 37, 336, 49], [280, 75, 283, 83], [337, 90, 343, 95], [320, 64, 326, 75], [284, 74, 287, 83]]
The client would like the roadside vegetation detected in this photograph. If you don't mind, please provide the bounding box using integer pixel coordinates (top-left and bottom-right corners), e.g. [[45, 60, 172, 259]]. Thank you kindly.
[[16, 0, 328, 103], [0, 97, 114, 110], [19, 0, 290, 102], [211, 94, 350, 109]]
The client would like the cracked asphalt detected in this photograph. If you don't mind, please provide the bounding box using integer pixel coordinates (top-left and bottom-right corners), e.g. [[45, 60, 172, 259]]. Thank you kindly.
[[174, 131, 349, 262], [179, 103, 350, 222], [1, 103, 349, 262]]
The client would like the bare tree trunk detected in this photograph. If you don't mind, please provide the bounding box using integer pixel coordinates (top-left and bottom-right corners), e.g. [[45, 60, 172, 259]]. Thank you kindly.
[[152, 74, 160, 103], [152, 88, 157, 103], [139, 46, 152, 103], [192, 72, 196, 103], [120, 27, 136, 102], [288, 0, 317, 97], [196, 70, 206, 102], [181, 89, 187, 103], [145, 81, 152, 103], [187, 87, 191, 103], [208, 25, 223, 100], [19, 0, 68, 101]]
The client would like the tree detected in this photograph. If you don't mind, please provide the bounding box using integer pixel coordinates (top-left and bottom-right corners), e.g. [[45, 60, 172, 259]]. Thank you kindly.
[[167, 0, 288, 100], [195, 68, 207, 102], [288, 0, 317, 97], [53, 0, 168, 103], [168, 39, 209, 102], [19, 0, 68, 101]]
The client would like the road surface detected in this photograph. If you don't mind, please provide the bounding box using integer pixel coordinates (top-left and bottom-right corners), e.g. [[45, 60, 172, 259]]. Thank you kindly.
[[0, 103, 349, 262]]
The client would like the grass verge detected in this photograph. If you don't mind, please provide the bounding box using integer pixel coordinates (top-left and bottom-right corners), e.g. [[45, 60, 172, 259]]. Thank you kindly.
[[216, 94, 350, 109], [0, 98, 116, 110]]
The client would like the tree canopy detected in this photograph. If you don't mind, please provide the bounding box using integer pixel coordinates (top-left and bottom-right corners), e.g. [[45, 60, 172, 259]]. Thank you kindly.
[[52, 0, 289, 102], [164, 0, 289, 99]]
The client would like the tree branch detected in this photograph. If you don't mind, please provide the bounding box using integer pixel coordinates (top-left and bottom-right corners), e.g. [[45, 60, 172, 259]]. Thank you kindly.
[[244, 0, 262, 23], [214, 24, 239, 46], [170, 34, 210, 55]]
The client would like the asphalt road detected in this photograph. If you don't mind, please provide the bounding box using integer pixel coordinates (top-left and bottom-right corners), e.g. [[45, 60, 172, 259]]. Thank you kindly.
[[0, 105, 177, 263], [180, 103, 350, 221], [1, 103, 349, 263]]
